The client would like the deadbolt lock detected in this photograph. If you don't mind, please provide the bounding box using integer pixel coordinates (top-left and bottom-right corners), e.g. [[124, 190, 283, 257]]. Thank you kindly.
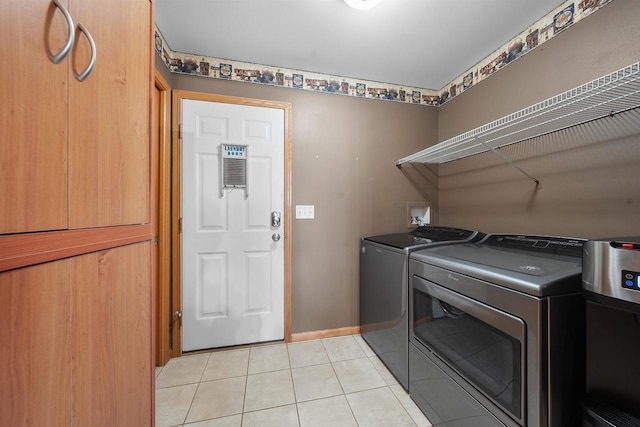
[[271, 211, 281, 227]]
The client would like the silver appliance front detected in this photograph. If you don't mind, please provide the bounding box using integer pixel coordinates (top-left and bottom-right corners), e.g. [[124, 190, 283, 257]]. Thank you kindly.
[[409, 234, 586, 427], [409, 264, 528, 427], [360, 240, 410, 389], [582, 236, 640, 426], [360, 226, 483, 391], [583, 236, 640, 308]]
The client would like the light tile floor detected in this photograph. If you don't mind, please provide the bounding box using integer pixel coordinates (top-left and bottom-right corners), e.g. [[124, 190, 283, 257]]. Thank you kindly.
[[155, 334, 432, 427]]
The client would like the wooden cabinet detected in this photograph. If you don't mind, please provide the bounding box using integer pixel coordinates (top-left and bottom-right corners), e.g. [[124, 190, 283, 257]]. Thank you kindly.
[[71, 243, 152, 426], [0, 0, 69, 233], [0, 260, 72, 426], [0, 0, 150, 234], [69, 0, 150, 228], [0, 243, 152, 426], [0, 0, 154, 425]]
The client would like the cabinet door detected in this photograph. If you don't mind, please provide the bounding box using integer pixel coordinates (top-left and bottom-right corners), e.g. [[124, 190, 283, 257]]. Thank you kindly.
[[68, 0, 151, 228], [0, 0, 69, 234], [0, 260, 72, 426], [71, 242, 152, 426]]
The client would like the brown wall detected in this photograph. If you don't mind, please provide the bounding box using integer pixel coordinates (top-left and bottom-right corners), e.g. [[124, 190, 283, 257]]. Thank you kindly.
[[157, 0, 640, 335], [163, 70, 439, 333], [155, 54, 173, 84], [437, 0, 640, 238], [439, 0, 640, 140]]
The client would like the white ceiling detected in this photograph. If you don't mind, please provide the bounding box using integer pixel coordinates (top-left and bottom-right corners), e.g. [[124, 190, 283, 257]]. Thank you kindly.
[[155, 0, 567, 90]]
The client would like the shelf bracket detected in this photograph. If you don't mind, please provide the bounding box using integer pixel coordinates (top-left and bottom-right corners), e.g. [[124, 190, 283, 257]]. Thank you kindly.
[[490, 147, 541, 190]]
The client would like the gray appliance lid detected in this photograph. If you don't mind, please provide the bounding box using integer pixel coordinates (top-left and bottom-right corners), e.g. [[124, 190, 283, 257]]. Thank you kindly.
[[590, 236, 640, 249], [363, 226, 483, 250], [411, 234, 586, 296]]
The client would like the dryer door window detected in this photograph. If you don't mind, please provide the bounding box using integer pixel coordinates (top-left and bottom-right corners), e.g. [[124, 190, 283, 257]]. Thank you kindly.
[[412, 276, 525, 422]]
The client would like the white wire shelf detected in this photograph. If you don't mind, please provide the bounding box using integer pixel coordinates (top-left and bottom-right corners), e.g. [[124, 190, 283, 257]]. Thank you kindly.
[[397, 60, 640, 165]]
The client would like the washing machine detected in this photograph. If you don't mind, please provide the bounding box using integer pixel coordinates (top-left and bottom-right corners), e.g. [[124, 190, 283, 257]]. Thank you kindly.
[[360, 226, 483, 390]]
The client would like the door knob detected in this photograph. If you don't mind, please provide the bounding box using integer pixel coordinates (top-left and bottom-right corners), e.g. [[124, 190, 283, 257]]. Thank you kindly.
[[272, 233, 281, 242]]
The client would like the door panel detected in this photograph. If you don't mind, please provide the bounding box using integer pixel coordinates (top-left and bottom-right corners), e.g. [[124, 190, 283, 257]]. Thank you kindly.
[[182, 100, 284, 351], [71, 243, 152, 426], [199, 153, 227, 229], [0, 0, 68, 233], [245, 251, 272, 313], [0, 260, 71, 426], [69, 0, 150, 228], [200, 253, 228, 316], [247, 157, 272, 228]]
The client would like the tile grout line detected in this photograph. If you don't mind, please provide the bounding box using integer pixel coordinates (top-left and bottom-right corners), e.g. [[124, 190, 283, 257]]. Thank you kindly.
[[285, 342, 304, 427], [350, 335, 420, 426], [184, 352, 212, 426], [181, 379, 202, 426], [161, 334, 424, 426], [239, 346, 254, 425], [322, 335, 363, 427]]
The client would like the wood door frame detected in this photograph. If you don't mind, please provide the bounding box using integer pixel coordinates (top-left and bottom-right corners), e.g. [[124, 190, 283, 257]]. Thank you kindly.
[[153, 70, 173, 365], [171, 90, 293, 355]]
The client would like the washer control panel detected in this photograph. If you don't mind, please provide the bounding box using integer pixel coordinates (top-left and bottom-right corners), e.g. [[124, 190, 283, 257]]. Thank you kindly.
[[622, 270, 640, 291]]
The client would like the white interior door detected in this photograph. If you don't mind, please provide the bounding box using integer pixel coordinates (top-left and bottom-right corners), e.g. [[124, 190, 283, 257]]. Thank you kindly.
[[181, 99, 285, 352]]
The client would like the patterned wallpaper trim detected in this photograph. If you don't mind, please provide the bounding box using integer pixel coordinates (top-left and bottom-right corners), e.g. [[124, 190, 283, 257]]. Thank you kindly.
[[155, 0, 613, 107]]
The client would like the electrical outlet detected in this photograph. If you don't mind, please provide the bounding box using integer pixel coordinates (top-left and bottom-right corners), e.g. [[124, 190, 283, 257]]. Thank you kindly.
[[295, 205, 315, 219]]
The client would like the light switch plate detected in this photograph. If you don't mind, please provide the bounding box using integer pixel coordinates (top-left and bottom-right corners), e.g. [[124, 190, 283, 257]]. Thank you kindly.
[[296, 205, 315, 219]]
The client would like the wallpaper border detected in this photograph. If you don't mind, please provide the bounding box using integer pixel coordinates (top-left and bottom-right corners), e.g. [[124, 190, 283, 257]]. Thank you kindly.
[[155, 0, 613, 107]]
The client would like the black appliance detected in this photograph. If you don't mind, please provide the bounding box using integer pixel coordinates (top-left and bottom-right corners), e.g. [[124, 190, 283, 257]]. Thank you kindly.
[[409, 234, 586, 427], [360, 226, 483, 390], [582, 236, 640, 427]]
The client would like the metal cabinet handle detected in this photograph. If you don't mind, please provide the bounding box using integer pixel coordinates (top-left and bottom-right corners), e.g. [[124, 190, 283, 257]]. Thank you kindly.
[[74, 23, 96, 82], [49, 0, 75, 64]]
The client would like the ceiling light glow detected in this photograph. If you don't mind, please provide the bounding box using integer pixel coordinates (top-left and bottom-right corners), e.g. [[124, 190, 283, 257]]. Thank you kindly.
[[344, 0, 382, 10]]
